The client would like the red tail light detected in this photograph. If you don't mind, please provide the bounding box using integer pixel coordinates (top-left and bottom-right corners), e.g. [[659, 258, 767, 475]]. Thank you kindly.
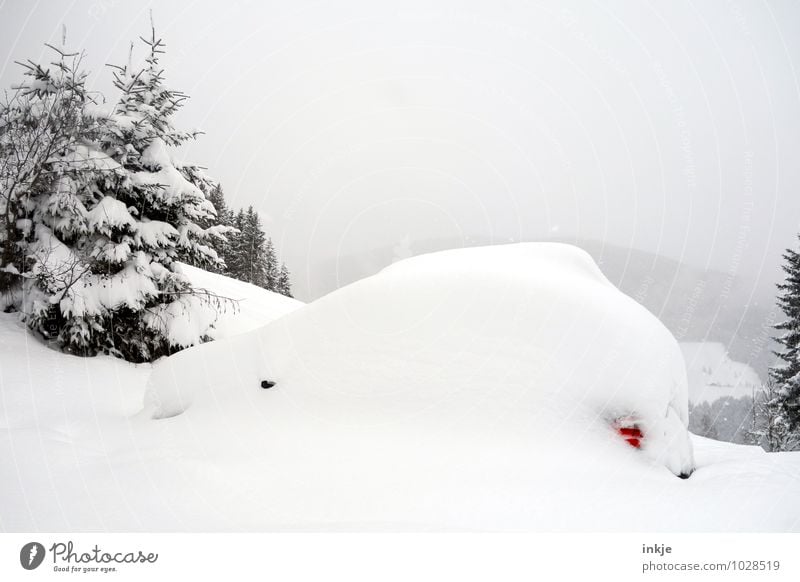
[[613, 418, 643, 449]]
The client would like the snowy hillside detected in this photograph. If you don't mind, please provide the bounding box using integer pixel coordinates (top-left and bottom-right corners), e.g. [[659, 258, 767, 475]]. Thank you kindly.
[[2, 248, 799, 531], [681, 342, 762, 404], [178, 263, 303, 337]]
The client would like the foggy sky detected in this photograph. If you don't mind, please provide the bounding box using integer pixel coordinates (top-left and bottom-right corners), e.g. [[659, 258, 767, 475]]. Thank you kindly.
[[2, 0, 799, 301]]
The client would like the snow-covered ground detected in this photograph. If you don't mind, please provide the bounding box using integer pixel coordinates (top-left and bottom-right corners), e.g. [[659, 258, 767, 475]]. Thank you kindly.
[[1, 246, 799, 531], [0, 266, 301, 531], [681, 342, 762, 404], [176, 263, 303, 337]]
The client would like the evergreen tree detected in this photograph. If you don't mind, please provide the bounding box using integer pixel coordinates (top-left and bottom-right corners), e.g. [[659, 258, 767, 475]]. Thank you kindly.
[[87, 28, 232, 361], [277, 262, 292, 298], [231, 206, 267, 286], [1, 44, 103, 306], [263, 237, 278, 291], [197, 183, 235, 274], [208, 184, 231, 226], [1, 30, 292, 360], [749, 380, 798, 452], [4, 31, 232, 362], [224, 207, 247, 280], [770, 238, 800, 440], [213, 202, 293, 297]]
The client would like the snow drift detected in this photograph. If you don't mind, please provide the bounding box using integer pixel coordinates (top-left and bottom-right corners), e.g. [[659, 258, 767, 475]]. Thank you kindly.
[[147, 243, 695, 482], [177, 262, 303, 337]]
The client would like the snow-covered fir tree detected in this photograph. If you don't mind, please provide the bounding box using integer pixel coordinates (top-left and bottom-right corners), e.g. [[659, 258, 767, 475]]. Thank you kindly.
[[244, 206, 269, 287], [187, 182, 234, 274], [207, 184, 231, 225], [3, 32, 233, 362], [215, 202, 293, 297], [2, 30, 293, 340], [224, 207, 246, 280], [1, 45, 103, 308], [748, 380, 798, 451], [206, 184, 232, 268], [769, 238, 800, 448], [263, 237, 278, 290], [277, 262, 292, 298], [89, 29, 234, 361]]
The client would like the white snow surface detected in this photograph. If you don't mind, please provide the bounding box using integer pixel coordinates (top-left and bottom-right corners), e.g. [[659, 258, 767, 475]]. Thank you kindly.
[[175, 262, 303, 337], [681, 342, 762, 404], [2, 244, 799, 531], [86, 196, 135, 235]]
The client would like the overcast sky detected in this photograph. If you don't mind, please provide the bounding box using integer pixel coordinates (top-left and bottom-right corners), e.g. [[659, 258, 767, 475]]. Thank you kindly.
[[2, 0, 799, 301]]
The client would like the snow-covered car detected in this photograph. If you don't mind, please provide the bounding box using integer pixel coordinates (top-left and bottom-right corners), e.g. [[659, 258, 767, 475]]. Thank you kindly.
[[145, 243, 695, 526]]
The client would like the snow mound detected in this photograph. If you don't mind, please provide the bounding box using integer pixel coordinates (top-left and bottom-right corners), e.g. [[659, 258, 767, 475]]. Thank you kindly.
[[681, 342, 762, 404], [148, 243, 694, 478], [178, 263, 303, 337]]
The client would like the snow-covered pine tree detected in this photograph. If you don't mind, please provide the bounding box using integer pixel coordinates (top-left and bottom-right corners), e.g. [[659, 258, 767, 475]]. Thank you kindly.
[[748, 380, 798, 451], [72, 28, 234, 361], [174, 164, 232, 270], [208, 184, 238, 275], [223, 207, 246, 280], [212, 200, 293, 297], [232, 206, 267, 286], [263, 237, 279, 291], [770, 238, 800, 444], [1, 44, 127, 348], [7, 30, 233, 362], [1, 44, 104, 310], [277, 262, 292, 298], [185, 182, 235, 274], [207, 184, 231, 226]]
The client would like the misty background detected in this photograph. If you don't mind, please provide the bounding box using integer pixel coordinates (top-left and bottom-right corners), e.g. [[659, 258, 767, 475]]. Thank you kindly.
[[2, 0, 799, 377]]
